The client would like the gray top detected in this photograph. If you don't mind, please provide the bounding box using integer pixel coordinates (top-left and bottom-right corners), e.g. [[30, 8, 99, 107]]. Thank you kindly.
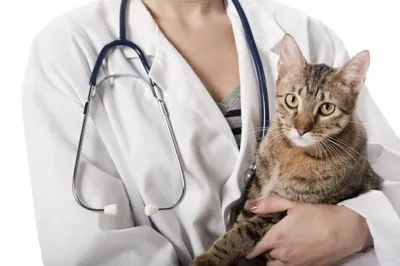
[[216, 86, 242, 147]]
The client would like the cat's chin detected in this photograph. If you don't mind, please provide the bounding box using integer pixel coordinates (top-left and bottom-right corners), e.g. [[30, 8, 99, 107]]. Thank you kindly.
[[285, 128, 315, 148], [289, 137, 314, 148]]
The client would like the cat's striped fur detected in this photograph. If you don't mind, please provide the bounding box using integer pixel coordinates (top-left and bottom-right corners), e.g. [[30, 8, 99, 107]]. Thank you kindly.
[[191, 35, 382, 266]]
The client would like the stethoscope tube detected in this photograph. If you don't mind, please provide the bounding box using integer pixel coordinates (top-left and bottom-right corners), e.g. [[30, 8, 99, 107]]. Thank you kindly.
[[73, 0, 189, 216], [231, 0, 269, 138], [72, 0, 269, 216], [72, 85, 103, 212], [145, 84, 187, 215]]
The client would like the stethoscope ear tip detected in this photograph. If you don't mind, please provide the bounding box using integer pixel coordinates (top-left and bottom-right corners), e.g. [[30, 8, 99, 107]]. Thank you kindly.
[[144, 205, 160, 216], [104, 204, 118, 216]]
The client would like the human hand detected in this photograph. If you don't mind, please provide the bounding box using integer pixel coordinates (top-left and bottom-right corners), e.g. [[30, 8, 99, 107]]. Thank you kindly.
[[246, 196, 373, 266]]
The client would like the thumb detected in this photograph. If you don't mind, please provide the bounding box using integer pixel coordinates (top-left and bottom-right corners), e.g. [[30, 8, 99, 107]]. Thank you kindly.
[[249, 196, 295, 214]]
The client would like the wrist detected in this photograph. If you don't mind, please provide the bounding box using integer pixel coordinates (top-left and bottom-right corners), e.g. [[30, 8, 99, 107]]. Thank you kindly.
[[357, 216, 373, 253], [339, 206, 373, 254]]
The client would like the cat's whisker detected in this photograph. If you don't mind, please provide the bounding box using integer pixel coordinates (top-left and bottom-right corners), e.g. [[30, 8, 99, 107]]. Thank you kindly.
[[265, 133, 282, 144], [323, 141, 345, 170], [253, 126, 270, 130], [314, 136, 327, 158], [319, 141, 330, 159], [329, 137, 368, 161], [250, 129, 269, 134], [315, 142, 325, 160], [346, 121, 364, 124], [324, 138, 352, 161], [347, 119, 369, 124], [266, 132, 287, 147], [325, 138, 359, 164], [325, 138, 355, 161], [265, 130, 285, 138], [320, 142, 338, 169], [322, 141, 345, 173], [251, 127, 270, 132], [326, 143, 346, 169]]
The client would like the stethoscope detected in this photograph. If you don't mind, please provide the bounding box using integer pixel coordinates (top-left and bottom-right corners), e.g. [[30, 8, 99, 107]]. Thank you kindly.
[[72, 0, 269, 217]]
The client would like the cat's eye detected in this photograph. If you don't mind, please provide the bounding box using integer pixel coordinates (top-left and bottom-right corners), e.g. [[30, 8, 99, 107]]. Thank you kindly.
[[319, 103, 336, 116], [285, 94, 298, 109]]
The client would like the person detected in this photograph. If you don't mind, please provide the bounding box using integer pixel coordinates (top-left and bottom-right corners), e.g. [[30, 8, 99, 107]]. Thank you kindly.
[[22, 0, 400, 265]]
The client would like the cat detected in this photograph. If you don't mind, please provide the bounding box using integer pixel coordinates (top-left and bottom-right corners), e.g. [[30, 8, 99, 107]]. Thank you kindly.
[[191, 34, 382, 266]]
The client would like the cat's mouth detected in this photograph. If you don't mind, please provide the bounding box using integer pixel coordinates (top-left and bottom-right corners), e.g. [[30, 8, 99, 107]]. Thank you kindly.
[[284, 128, 315, 148]]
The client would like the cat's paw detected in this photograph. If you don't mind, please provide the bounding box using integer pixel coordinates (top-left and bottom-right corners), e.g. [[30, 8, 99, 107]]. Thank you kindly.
[[191, 254, 217, 266]]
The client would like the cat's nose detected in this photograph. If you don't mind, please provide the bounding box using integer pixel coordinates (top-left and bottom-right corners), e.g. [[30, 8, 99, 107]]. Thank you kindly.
[[294, 113, 314, 136], [296, 127, 309, 136]]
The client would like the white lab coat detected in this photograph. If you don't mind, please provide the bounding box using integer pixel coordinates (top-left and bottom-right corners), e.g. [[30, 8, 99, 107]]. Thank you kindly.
[[22, 0, 400, 265]]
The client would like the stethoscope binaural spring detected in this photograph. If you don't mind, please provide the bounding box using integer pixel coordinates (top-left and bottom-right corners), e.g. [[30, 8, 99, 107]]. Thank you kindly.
[[72, 0, 269, 216]]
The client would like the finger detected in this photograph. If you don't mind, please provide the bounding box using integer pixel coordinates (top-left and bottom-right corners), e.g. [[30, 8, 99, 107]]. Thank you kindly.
[[246, 230, 276, 259], [268, 249, 285, 262], [266, 260, 286, 266], [249, 196, 296, 214], [247, 215, 290, 260]]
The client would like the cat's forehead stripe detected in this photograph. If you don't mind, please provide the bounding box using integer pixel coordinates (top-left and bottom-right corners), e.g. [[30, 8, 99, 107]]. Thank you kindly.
[[319, 92, 325, 102], [298, 87, 304, 96], [304, 64, 335, 97]]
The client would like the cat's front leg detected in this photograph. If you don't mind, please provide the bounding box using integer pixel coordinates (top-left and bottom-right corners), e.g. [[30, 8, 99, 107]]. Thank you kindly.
[[191, 214, 283, 266]]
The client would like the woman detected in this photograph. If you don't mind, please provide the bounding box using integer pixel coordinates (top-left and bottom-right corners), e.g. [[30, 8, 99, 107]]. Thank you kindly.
[[23, 0, 400, 265]]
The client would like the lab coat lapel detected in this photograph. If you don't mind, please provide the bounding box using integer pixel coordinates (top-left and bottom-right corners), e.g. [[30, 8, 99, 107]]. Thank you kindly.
[[147, 25, 238, 148], [221, 0, 284, 227], [247, 0, 285, 122], [122, 0, 237, 144]]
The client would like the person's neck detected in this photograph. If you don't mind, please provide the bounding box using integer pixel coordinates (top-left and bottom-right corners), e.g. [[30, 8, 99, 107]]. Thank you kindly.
[[142, 0, 225, 22]]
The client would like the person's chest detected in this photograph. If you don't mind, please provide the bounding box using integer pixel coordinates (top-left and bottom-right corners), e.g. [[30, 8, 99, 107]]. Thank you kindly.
[[154, 13, 240, 102]]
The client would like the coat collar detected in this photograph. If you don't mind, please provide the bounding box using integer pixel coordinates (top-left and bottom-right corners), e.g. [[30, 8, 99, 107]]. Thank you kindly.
[[226, 0, 284, 55]]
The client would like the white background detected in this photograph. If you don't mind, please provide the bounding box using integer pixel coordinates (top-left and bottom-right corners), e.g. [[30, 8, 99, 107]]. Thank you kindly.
[[0, 0, 399, 265]]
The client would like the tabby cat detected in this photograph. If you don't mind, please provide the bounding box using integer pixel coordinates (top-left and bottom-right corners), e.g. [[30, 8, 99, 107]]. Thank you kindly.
[[191, 34, 382, 266]]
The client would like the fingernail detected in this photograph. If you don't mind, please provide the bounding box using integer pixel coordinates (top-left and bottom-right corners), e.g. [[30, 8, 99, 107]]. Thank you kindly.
[[246, 252, 255, 259], [248, 201, 258, 211]]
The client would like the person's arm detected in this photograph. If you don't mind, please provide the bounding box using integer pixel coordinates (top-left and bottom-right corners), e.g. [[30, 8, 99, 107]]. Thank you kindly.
[[23, 23, 179, 266], [326, 24, 400, 266]]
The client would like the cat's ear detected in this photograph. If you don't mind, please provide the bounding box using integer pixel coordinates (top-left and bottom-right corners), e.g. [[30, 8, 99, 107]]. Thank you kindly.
[[278, 34, 306, 76], [336, 50, 370, 94]]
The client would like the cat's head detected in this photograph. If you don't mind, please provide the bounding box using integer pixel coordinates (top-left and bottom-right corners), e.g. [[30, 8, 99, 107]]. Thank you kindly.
[[275, 34, 370, 148]]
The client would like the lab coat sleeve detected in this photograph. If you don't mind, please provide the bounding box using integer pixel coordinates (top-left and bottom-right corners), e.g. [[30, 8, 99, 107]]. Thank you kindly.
[[322, 24, 400, 266], [22, 23, 180, 266]]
